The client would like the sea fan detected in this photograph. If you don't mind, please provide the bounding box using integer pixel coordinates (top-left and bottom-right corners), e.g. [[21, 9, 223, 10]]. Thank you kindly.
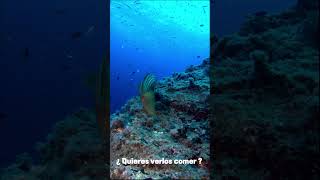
[[139, 74, 156, 116], [139, 73, 156, 95]]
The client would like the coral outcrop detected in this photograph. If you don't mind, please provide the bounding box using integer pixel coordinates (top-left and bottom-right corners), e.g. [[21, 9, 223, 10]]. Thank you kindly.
[[211, 0, 319, 179], [110, 60, 210, 179]]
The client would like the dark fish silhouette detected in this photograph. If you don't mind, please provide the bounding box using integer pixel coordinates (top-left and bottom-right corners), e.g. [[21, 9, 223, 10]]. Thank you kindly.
[[71, 32, 82, 39], [116, 75, 120, 80], [197, 56, 200, 58], [200, 24, 204, 27]]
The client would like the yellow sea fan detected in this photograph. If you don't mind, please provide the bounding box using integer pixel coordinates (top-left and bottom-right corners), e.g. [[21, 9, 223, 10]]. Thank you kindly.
[[139, 74, 156, 116]]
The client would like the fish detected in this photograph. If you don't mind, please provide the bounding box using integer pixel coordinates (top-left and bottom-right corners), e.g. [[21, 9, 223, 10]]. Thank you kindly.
[[71, 32, 82, 39], [85, 26, 95, 36], [139, 74, 156, 116]]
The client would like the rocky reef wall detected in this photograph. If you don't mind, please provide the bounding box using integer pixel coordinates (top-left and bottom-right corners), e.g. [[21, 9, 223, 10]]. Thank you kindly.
[[211, 0, 319, 179]]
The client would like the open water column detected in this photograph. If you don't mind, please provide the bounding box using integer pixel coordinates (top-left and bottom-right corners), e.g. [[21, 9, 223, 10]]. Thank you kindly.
[[110, 0, 210, 113]]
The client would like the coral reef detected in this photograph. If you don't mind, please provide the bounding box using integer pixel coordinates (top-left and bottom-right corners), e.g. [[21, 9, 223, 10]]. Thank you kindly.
[[211, 0, 319, 179], [110, 60, 210, 179]]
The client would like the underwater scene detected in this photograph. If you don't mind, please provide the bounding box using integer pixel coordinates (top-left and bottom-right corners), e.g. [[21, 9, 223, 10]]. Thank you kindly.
[[0, 0, 107, 169], [110, 0, 210, 178], [110, 0, 209, 113], [0, 0, 319, 179], [211, 0, 319, 179]]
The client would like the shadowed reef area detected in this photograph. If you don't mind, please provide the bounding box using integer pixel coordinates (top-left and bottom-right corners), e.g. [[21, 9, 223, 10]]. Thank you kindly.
[[211, 0, 319, 179], [0, 0, 319, 179]]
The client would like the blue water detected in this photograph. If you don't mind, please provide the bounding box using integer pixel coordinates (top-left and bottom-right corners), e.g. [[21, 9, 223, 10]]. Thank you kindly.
[[110, 1, 210, 113], [0, 0, 107, 167], [0, 0, 296, 168], [212, 0, 296, 36]]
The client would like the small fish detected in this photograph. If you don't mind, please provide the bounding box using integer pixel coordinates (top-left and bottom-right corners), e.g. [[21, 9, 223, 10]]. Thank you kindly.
[[71, 32, 82, 39], [200, 24, 204, 27], [116, 75, 120, 80], [131, 71, 136, 75], [197, 55, 200, 58], [123, 3, 132, 9], [139, 74, 156, 116], [85, 26, 95, 35]]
